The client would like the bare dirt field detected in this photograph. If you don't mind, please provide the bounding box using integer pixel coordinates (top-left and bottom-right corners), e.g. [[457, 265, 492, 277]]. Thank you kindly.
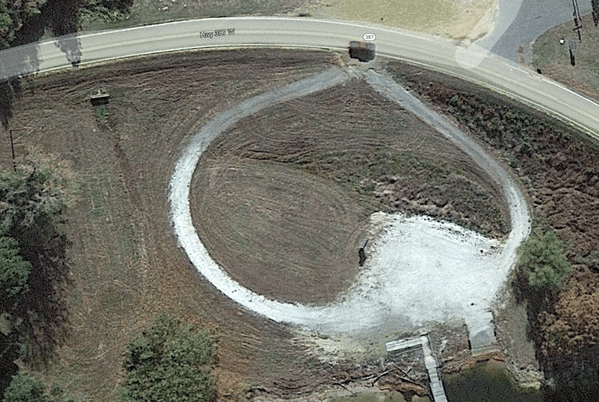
[[1, 49, 356, 400], [192, 78, 508, 306], [4, 44, 599, 401], [5, 48, 504, 401], [295, 0, 497, 40]]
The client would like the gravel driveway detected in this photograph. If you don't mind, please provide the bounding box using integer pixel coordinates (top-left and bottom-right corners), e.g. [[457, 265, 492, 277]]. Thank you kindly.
[[170, 67, 530, 335]]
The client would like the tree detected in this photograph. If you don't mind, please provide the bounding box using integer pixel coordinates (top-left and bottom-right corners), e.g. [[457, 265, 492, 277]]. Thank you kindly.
[[0, 163, 67, 248], [0, 0, 133, 48], [0, 237, 31, 312], [0, 162, 73, 368], [2, 373, 48, 402], [0, 236, 30, 395], [118, 315, 218, 402], [517, 230, 571, 290]]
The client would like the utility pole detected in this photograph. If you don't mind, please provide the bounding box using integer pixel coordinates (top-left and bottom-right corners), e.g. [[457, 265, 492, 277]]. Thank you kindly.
[[9, 129, 16, 172], [572, 0, 583, 40]]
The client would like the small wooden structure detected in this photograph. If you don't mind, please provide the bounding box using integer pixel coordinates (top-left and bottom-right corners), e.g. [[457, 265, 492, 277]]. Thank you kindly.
[[90, 90, 110, 106]]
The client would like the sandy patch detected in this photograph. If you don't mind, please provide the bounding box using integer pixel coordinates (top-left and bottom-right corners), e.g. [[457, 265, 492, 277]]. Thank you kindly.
[[294, 0, 498, 41]]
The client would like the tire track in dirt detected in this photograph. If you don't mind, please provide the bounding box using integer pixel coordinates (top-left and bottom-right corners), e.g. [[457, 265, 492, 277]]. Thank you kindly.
[[364, 70, 530, 264], [170, 67, 531, 334], [364, 70, 530, 334]]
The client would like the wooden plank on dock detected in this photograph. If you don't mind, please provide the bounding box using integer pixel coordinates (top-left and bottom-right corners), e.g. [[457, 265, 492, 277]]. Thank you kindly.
[[386, 336, 422, 353], [420, 335, 448, 402]]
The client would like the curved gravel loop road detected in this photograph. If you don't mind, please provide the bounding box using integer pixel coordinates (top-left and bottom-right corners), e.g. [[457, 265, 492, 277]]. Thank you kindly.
[[364, 70, 530, 331], [170, 67, 531, 334]]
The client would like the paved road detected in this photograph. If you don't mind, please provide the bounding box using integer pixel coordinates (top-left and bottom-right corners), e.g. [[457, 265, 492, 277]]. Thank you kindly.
[[476, 0, 593, 63], [2, 17, 598, 333], [2, 17, 598, 141]]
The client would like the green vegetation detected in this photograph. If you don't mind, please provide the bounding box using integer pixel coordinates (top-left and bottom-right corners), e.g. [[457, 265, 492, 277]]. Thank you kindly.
[[0, 162, 72, 397], [0, 163, 67, 244], [0, 237, 31, 311], [2, 373, 77, 402], [2, 373, 47, 402], [0, 0, 44, 48], [117, 315, 218, 402], [517, 230, 571, 290]]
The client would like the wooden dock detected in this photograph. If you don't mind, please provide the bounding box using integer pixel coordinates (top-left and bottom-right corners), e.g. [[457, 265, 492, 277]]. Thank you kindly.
[[386, 335, 448, 402], [420, 335, 448, 402]]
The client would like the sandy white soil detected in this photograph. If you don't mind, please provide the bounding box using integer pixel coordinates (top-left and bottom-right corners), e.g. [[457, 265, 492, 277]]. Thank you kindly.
[[295, 0, 499, 42], [170, 67, 530, 335]]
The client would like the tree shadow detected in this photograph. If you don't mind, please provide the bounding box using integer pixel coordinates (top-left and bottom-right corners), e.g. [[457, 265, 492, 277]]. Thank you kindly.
[[0, 0, 81, 126], [0, 332, 20, 396], [0, 79, 21, 128], [9, 226, 72, 368], [1, 164, 75, 369], [54, 34, 82, 68]]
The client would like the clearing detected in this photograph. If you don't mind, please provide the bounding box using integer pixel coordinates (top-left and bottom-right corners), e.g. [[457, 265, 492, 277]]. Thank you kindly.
[[192, 76, 508, 307], [4, 44, 598, 401]]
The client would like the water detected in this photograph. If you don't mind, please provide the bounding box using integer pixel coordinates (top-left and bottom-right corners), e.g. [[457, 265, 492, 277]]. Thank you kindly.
[[444, 360, 542, 402]]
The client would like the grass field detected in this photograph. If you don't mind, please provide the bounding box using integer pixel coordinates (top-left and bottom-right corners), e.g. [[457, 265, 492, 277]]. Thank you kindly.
[[532, 13, 599, 100], [2, 49, 344, 400]]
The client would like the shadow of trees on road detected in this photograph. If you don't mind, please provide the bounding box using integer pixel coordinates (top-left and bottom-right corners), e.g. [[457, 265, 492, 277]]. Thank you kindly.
[[1, 0, 82, 127]]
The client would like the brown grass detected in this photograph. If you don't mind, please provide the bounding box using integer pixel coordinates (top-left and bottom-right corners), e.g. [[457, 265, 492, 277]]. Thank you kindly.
[[193, 77, 509, 306], [532, 13, 599, 100], [2, 48, 340, 401]]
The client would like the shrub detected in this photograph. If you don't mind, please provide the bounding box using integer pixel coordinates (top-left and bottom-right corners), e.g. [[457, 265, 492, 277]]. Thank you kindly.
[[517, 230, 571, 290], [118, 315, 218, 402], [2, 373, 47, 402]]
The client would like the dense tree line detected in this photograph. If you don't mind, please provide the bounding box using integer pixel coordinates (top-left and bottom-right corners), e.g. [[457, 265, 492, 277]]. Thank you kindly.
[[0, 162, 71, 398], [0, 0, 133, 48]]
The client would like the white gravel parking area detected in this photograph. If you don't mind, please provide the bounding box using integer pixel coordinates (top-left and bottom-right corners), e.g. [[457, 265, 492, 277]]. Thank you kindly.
[[170, 67, 530, 336]]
